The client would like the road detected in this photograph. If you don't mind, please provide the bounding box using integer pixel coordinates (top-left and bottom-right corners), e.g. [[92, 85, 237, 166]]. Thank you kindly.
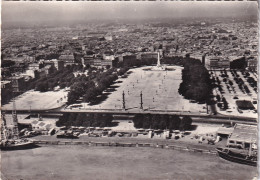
[[3, 107, 257, 125]]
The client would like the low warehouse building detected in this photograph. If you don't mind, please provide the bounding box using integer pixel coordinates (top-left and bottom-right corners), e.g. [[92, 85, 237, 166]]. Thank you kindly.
[[236, 100, 255, 110], [227, 123, 257, 150]]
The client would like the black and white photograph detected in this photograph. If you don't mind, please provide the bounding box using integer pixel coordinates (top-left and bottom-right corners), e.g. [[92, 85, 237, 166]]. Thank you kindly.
[[1, 1, 258, 179]]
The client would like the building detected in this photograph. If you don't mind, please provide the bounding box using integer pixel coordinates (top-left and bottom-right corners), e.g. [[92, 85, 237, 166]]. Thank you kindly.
[[209, 58, 220, 69], [104, 35, 113, 41], [220, 58, 230, 69], [6, 76, 26, 92], [28, 63, 42, 71], [93, 59, 102, 67], [140, 52, 158, 60], [217, 126, 234, 137], [1, 81, 13, 104], [82, 54, 116, 69], [59, 54, 75, 66], [52, 59, 64, 70], [202, 55, 206, 66], [23, 69, 37, 79], [227, 124, 257, 150], [43, 65, 55, 75], [101, 60, 113, 69], [236, 100, 255, 110], [1, 80, 12, 90], [82, 54, 95, 67], [247, 57, 257, 72], [103, 54, 115, 61], [120, 55, 138, 67], [208, 57, 230, 69], [190, 53, 202, 61]]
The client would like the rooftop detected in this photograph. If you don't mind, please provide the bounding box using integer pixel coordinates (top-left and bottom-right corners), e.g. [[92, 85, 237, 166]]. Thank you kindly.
[[229, 123, 257, 143], [236, 100, 255, 110]]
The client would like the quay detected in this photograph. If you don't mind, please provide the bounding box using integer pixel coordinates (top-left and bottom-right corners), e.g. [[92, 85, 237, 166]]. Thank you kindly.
[[32, 139, 218, 155]]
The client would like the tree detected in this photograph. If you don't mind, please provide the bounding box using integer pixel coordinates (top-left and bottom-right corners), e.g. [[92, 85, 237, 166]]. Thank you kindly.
[[35, 82, 48, 92], [85, 64, 91, 70], [151, 114, 160, 129], [101, 114, 113, 127], [67, 91, 79, 104], [75, 113, 86, 126], [83, 87, 98, 102], [216, 95, 221, 102], [2, 60, 15, 67], [143, 114, 151, 129], [158, 114, 168, 129], [178, 58, 212, 103], [133, 114, 144, 128], [179, 116, 192, 131], [168, 115, 181, 130], [60, 82, 67, 89]]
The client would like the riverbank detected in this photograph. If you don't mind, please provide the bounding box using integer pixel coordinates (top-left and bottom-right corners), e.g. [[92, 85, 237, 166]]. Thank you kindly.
[[32, 135, 224, 153]]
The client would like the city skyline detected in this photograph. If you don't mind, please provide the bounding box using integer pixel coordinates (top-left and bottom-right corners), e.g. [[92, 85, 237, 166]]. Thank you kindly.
[[2, 2, 258, 26]]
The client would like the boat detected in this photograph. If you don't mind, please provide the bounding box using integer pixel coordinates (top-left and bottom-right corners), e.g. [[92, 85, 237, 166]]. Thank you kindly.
[[216, 147, 257, 166], [1, 139, 37, 151], [1, 109, 38, 151]]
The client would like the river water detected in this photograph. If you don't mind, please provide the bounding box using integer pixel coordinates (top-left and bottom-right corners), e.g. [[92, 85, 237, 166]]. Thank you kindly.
[[1, 145, 257, 180]]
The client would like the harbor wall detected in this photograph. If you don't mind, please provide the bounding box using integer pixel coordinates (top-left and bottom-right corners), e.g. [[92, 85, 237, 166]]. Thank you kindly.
[[33, 140, 217, 155]]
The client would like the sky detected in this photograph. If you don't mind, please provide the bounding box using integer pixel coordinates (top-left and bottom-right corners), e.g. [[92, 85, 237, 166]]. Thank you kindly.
[[2, 2, 258, 24]]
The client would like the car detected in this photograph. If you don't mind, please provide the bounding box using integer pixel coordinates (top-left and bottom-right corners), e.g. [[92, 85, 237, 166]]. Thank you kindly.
[[237, 109, 243, 114], [233, 96, 239, 99]]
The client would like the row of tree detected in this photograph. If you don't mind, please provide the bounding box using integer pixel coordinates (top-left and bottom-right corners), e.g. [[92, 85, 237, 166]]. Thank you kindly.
[[26, 64, 81, 92], [133, 114, 192, 131], [56, 113, 114, 127], [178, 58, 213, 103], [56, 112, 192, 131], [67, 67, 129, 104]]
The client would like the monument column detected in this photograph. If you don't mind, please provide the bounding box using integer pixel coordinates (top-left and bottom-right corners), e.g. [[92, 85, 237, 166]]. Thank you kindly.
[[122, 91, 126, 110], [157, 52, 160, 67], [140, 91, 143, 110]]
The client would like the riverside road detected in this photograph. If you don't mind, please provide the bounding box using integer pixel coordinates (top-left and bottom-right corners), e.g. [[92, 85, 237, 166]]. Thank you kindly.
[[4, 107, 257, 125]]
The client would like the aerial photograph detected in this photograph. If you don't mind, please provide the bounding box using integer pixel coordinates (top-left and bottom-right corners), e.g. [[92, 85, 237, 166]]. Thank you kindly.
[[1, 1, 258, 180]]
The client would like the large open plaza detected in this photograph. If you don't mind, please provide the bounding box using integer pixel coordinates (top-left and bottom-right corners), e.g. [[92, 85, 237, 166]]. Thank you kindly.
[[70, 66, 206, 114]]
